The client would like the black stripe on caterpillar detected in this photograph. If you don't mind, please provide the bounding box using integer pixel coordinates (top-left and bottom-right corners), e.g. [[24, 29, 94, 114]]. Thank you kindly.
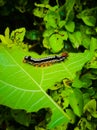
[[23, 52, 68, 66]]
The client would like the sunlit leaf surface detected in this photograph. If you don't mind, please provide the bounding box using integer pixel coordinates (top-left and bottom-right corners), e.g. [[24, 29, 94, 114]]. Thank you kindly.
[[0, 45, 91, 128]]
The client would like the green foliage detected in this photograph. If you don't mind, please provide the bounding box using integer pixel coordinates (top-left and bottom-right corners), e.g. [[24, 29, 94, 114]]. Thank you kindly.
[[34, 2, 73, 53], [74, 117, 96, 130], [65, 21, 75, 32], [84, 99, 97, 118], [77, 7, 97, 26], [0, 45, 92, 128], [74, 100, 97, 130], [0, 27, 26, 48], [0, 0, 97, 130], [49, 34, 64, 53], [33, 0, 97, 53], [86, 37, 97, 69], [0, 27, 12, 47], [68, 31, 82, 48], [69, 89, 83, 117], [11, 110, 31, 126], [10, 27, 26, 45]]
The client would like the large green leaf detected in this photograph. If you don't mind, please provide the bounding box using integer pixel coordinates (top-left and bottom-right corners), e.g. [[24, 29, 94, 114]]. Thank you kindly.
[[0, 45, 91, 128]]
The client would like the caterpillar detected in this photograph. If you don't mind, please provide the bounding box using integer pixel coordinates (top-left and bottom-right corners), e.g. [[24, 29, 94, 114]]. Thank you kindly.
[[23, 52, 68, 67]]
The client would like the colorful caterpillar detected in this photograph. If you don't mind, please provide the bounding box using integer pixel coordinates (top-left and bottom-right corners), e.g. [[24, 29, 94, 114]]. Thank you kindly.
[[23, 52, 68, 67]]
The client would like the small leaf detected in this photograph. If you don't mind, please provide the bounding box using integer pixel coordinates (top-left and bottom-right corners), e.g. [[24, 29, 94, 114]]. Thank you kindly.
[[69, 88, 83, 117], [0, 27, 12, 47], [82, 16, 96, 27], [69, 31, 82, 48], [72, 73, 92, 88], [83, 93, 91, 105], [44, 11, 59, 28], [65, 21, 75, 32], [10, 27, 26, 44], [59, 20, 66, 28], [90, 37, 97, 52], [77, 7, 97, 27], [72, 76, 84, 88], [84, 99, 97, 118], [0, 35, 8, 44], [11, 110, 30, 126], [33, 8, 45, 18], [86, 38, 97, 69], [4, 27, 10, 39], [43, 37, 50, 49], [82, 36, 90, 49], [66, 109, 76, 124], [49, 34, 64, 53]]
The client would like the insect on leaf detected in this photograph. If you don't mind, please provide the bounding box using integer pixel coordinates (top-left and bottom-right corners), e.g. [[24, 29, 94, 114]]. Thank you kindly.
[[0, 45, 91, 128]]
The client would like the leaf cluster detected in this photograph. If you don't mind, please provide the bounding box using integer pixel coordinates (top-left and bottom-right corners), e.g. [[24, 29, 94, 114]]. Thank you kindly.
[[33, 0, 97, 53], [0, 27, 26, 46], [0, 0, 97, 130]]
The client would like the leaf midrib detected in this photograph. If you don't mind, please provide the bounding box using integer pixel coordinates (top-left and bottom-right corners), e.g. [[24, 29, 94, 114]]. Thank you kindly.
[[3, 47, 69, 117]]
